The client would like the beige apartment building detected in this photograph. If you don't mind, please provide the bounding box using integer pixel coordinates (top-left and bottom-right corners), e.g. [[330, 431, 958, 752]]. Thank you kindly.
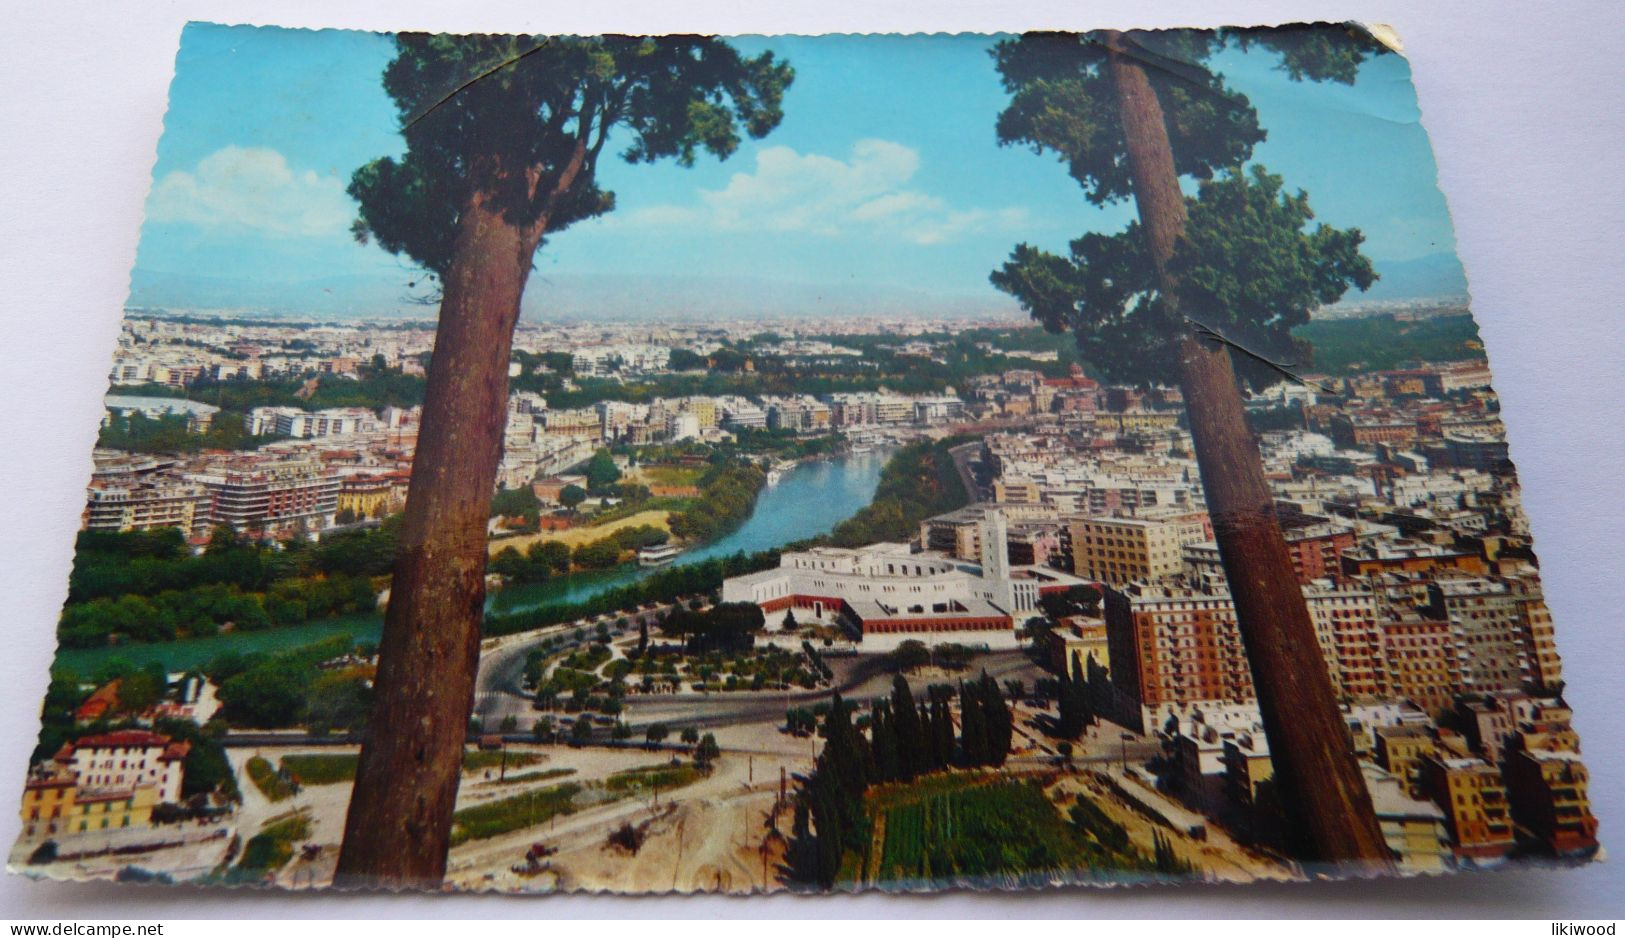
[[1069, 512, 1211, 586]]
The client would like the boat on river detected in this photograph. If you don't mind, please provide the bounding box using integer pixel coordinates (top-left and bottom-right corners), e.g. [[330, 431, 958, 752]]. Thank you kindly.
[[637, 543, 683, 567]]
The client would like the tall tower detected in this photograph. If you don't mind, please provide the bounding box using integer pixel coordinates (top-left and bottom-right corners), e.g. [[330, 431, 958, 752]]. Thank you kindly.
[[980, 508, 1019, 613], [980, 507, 1010, 581]]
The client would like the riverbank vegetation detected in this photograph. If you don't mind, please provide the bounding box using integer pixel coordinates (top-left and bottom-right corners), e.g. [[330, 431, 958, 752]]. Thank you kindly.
[[827, 437, 970, 548], [59, 524, 397, 649]]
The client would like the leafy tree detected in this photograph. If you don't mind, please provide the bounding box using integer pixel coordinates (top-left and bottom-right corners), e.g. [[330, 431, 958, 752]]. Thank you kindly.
[[116, 663, 169, 714], [569, 718, 593, 746], [583, 449, 622, 489], [694, 733, 721, 768], [680, 725, 700, 745], [644, 722, 669, 748], [989, 25, 1391, 867], [337, 33, 790, 888], [889, 639, 930, 673], [668, 348, 705, 371], [527, 539, 572, 574], [559, 484, 588, 513]]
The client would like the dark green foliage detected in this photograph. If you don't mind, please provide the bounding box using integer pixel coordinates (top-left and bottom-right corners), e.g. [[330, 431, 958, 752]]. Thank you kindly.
[[152, 717, 239, 801], [31, 670, 86, 763], [661, 601, 764, 653], [448, 782, 584, 847], [111, 371, 428, 416], [992, 30, 1262, 206], [667, 463, 766, 543], [1055, 651, 1094, 739], [571, 537, 623, 570], [694, 732, 721, 768], [490, 484, 541, 520], [210, 636, 365, 730], [992, 166, 1375, 389], [349, 34, 792, 278], [828, 439, 970, 548], [97, 411, 282, 455], [583, 449, 622, 489], [991, 26, 1388, 389], [869, 778, 1111, 887], [59, 524, 396, 648], [889, 639, 931, 673], [115, 663, 169, 713], [1038, 584, 1101, 620], [1293, 313, 1483, 373], [668, 348, 705, 371], [232, 813, 311, 880]]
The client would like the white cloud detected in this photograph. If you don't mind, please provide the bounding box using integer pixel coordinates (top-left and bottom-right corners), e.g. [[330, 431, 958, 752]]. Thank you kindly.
[[614, 139, 1026, 245], [147, 146, 353, 238]]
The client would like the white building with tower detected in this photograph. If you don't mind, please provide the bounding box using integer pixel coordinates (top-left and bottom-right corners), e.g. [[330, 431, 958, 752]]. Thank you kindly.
[[720, 509, 1080, 649]]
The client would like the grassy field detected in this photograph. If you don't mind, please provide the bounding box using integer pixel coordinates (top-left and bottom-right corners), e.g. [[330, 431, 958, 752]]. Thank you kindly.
[[448, 760, 706, 847], [634, 465, 705, 487], [246, 756, 294, 802], [275, 750, 546, 787], [488, 509, 673, 556], [859, 774, 1119, 889], [228, 810, 311, 882], [603, 762, 701, 794], [449, 782, 586, 847]]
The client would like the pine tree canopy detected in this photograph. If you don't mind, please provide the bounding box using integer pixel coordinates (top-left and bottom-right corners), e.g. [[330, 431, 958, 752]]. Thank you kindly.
[[989, 25, 1388, 389], [350, 34, 794, 276], [991, 165, 1376, 389]]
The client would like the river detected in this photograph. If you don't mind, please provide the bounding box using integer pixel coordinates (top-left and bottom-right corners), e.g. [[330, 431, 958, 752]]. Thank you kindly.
[[53, 449, 889, 675], [487, 447, 888, 614]]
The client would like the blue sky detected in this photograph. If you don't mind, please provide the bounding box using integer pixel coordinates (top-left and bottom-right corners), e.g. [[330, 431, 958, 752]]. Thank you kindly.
[[133, 24, 1465, 316]]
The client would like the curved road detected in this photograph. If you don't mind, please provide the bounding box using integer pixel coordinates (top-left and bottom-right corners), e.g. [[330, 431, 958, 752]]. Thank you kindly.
[[474, 625, 1047, 737]]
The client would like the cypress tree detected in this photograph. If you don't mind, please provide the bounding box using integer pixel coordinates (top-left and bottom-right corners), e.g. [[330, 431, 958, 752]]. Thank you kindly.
[[980, 671, 1014, 766], [931, 687, 955, 768], [889, 675, 924, 779], [958, 680, 988, 767]]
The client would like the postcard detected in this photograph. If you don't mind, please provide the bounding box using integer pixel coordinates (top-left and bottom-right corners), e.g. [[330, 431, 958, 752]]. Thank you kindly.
[[8, 22, 1600, 894]]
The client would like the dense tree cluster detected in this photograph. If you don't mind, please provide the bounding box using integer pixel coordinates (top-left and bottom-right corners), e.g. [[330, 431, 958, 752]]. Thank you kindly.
[[827, 438, 970, 548], [489, 523, 668, 584], [582, 450, 622, 490], [59, 524, 397, 648], [482, 548, 781, 639], [789, 674, 1015, 889], [660, 601, 765, 653], [1055, 651, 1096, 740], [666, 462, 766, 543], [97, 411, 283, 455], [115, 365, 432, 419], [206, 636, 374, 731]]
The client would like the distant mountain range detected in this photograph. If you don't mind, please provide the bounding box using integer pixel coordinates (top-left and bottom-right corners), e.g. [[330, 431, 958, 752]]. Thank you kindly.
[[1349, 251, 1470, 303], [128, 251, 1470, 321], [127, 268, 1022, 321]]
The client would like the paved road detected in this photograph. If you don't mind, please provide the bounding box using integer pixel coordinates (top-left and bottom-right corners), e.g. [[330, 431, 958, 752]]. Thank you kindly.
[[948, 441, 987, 504]]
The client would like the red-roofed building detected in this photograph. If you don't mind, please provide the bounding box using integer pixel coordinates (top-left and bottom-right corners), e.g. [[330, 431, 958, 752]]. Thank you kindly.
[[74, 680, 121, 723], [57, 729, 189, 804]]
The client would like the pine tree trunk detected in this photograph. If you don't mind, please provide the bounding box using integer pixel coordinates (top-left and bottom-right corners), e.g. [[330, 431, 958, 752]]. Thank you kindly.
[[1102, 31, 1393, 870], [334, 185, 539, 889]]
